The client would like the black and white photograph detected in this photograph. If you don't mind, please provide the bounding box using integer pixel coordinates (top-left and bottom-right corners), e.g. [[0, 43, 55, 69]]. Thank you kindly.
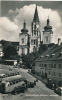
[[0, 1, 62, 100]]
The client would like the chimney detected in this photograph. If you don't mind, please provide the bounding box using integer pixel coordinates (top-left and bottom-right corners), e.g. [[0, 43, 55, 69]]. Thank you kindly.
[[58, 38, 61, 46]]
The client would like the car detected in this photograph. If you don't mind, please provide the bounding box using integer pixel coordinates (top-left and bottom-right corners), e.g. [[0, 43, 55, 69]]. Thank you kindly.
[[11, 84, 27, 95], [27, 81, 35, 88], [24, 79, 36, 88], [54, 87, 62, 96], [46, 83, 56, 90]]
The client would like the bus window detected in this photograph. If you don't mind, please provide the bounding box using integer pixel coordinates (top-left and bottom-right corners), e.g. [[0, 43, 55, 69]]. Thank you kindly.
[[10, 82, 13, 85]]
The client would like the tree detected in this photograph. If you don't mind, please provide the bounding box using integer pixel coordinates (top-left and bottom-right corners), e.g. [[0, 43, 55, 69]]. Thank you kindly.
[[38, 44, 47, 55], [1, 40, 17, 59], [22, 52, 38, 69]]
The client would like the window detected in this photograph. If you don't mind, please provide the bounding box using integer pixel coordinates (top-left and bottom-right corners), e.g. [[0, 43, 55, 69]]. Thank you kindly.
[[34, 40, 36, 44], [31, 40, 33, 45], [49, 71, 50, 75], [13, 81, 15, 84], [42, 64, 43, 67], [10, 82, 13, 85], [50, 64, 53, 68], [8, 84, 10, 86], [45, 64, 47, 68], [58, 64, 61, 68], [54, 64, 56, 68], [45, 36, 48, 42], [16, 80, 18, 83], [31, 40, 36, 45], [59, 73, 61, 77], [39, 63, 41, 67], [21, 38, 24, 44], [53, 72, 56, 76]]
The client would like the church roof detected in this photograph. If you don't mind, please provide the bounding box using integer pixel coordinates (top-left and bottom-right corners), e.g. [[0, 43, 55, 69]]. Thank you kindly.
[[33, 4, 39, 23]]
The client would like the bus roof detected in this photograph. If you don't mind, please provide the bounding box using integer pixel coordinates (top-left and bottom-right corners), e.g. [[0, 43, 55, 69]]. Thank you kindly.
[[2, 75, 22, 82]]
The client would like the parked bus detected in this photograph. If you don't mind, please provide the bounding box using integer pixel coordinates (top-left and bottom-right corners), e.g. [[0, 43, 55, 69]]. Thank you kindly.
[[0, 74, 27, 94]]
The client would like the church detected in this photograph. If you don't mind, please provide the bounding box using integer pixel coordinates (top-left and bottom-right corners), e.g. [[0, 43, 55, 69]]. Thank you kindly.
[[19, 4, 53, 56]]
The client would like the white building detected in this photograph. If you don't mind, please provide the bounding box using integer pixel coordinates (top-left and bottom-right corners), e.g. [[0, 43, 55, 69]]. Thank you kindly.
[[42, 17, 53, 44], [19, 21, 30, 56]]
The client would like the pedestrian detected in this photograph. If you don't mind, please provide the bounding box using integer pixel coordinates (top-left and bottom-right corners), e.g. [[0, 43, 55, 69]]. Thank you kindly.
[[34, 80, 36, 86], [36, 78, 38, 82]]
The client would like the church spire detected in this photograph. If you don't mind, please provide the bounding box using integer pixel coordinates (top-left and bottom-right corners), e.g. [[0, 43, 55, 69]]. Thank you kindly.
[[23, 20, 26, 29], [33, 4, 39, 23], [47, 16, 50, 25]]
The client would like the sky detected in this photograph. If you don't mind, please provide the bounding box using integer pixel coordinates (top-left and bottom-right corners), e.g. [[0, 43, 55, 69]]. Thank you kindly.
[[0, 1, 62, 43]]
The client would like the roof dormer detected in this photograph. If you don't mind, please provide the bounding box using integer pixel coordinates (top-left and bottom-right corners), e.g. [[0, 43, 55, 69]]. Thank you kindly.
[[45, 54, 49, 58], [40, 55, 43, 59], [59, 52, 62, 57], [51, 54, 55, 56]]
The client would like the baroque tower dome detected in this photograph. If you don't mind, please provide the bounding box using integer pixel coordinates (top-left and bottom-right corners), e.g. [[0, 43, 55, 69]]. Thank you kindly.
[[21, 20, 28, 33], [44, 18, 52, 31]]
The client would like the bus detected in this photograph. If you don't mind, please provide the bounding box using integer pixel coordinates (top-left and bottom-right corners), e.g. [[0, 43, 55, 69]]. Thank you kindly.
[[0, 74, 27, 94]]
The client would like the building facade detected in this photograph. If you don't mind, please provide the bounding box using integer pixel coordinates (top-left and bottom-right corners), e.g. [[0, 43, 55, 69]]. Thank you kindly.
[[35, 41, 62, 87]]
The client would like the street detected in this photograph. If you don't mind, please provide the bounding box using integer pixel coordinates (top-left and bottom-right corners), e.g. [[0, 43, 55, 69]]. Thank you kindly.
[[0, 65, 61, 100]]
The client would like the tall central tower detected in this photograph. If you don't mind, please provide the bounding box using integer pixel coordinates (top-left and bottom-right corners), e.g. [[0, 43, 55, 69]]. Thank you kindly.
[[30, 4, 41, 53]]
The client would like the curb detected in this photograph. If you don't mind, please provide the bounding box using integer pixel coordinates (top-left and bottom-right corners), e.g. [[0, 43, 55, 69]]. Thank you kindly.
[[28, 71, 47, 84]]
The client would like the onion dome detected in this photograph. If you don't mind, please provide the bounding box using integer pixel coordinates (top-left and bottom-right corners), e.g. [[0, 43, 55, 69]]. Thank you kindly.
[[44, 18, 52, 30], [21, 20, 28, 33]]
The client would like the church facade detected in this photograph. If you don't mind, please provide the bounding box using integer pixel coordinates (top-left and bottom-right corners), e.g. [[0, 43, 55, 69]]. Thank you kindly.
[[19, 5, 53, 56]]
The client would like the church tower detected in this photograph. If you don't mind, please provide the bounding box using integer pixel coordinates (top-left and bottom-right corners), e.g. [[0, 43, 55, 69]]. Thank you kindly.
[[43, 17, 53, 44], [30, 4, 41, 53], [19, 20, 30, 56]]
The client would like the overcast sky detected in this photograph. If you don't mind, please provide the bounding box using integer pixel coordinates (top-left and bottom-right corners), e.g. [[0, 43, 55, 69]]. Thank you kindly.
[[0, 1, 62, 43]]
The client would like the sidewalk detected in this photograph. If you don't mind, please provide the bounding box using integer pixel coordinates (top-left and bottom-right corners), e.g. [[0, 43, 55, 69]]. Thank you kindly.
[[28, 71, 47, 84]]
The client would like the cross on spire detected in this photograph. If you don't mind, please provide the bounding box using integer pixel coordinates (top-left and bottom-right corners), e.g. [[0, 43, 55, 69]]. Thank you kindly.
[[23, 20, 26, 29], [47, 16, 50, 25]]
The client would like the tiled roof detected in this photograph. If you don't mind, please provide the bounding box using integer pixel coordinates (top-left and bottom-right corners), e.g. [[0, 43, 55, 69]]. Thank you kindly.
[[36, 43, 62, 62], [36, 44, 57, 61]]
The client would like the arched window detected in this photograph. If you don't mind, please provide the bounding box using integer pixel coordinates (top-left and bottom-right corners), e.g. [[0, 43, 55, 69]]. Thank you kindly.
[[21, 38, 24, 44], [45, 36, 49, 42]]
